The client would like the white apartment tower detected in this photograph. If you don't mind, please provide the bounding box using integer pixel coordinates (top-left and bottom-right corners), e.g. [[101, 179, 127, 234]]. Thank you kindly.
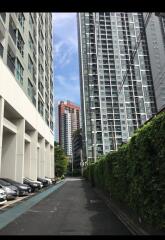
[[0, 13, 54, 182]]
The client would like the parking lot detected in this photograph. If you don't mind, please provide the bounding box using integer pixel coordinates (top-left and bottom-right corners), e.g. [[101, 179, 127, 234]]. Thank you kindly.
[[0, 180, 62, 212], [0, 193, 35, 211]]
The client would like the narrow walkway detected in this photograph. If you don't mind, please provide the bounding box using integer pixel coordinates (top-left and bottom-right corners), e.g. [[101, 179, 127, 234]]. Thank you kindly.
[[0, 177, 131, 235]]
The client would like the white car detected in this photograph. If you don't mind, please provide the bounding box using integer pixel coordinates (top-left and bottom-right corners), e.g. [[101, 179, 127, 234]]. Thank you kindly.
[[44, 177, 52, 184], [0, 187, 7, 205]]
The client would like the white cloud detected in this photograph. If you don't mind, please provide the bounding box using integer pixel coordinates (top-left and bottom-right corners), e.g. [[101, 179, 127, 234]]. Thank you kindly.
[[54, 74, 80, 104], [52, 13, 78, 68], [52, 13, 80, 104]]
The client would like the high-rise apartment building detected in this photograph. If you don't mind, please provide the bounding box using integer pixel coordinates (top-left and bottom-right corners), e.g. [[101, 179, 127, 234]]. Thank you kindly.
[[78, 12, 157, 163], [145, 13, 165, 111], [0, 13, 54, 183], [58, 101, 80, 159]]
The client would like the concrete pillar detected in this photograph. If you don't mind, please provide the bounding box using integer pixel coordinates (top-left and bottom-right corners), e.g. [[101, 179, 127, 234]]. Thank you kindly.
[[0, 97, 4, 176], [24, 142, 31, 177], [39, 138, 45, 178], [37, 146, 40, 177], [48, 145, 52, 177], [15, 119, 25, 183], [29, 130, 37, 180], [45, 142, 50, 177], [1, 133, 17, 179], [50, 146, 54, 178]]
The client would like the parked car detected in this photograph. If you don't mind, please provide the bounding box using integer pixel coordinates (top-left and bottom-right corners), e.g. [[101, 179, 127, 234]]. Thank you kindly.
[[23, 177, 42, 192], [0, 179, 18, 200], [45, 176, 56, 184], [0, 187, 7, 205], [0, 178, 31, 196], [37, 177, 49, 187], [44, 177, 52, 184]]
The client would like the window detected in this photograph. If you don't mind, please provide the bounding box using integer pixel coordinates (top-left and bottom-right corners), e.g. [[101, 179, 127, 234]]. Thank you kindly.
[[16, 30, 24, 57], [28, 78, 35, 104], [9, 16, 16, 44], [28, 32, 33, 51], [28, 55, 33, 74], [16, 58, 24, 84], [38, 81, 44, 96], [29, 13, 33, 30], [18, 13, 25, 31], [38, 98, 44, 116], [7, 46, 15, 74]]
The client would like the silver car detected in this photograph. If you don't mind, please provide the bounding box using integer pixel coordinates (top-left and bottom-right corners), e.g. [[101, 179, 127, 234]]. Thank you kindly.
[[0, 187, 7, 205]]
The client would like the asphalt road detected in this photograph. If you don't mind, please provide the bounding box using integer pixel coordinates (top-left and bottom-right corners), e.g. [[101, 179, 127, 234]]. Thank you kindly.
[[0, 177, 131, 235]]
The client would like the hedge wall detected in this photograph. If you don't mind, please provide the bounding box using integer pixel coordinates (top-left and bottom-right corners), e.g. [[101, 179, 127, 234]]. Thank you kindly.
[[83, 112, 165, 229]]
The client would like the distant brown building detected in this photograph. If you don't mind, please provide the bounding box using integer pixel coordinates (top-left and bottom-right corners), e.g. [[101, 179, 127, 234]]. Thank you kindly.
[[58, 101, 80, 161]]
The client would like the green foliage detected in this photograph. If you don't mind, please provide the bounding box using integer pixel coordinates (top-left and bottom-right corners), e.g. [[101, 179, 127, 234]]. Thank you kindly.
[[54, 141, 68, 177], [72, 169, 81, 176], [84, 112, 165, 230]]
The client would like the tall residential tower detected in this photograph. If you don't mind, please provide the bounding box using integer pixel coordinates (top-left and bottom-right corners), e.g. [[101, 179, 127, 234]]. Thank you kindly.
[[58, 100, 80, 161], [145, 13, 165, 111], [78, 12, 157, 163], [0, 13, 54, 182]]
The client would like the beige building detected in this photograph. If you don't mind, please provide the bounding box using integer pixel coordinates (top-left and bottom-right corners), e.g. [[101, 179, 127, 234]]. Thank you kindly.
[[0, 13, 54, 183]]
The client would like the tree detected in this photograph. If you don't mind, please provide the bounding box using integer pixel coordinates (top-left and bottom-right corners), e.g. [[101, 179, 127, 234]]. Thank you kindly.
[[54, 142, 68, 177]]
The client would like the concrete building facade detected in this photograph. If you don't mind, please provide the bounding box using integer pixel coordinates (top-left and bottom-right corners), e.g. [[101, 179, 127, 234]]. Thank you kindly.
[[78, 12, 157, 163], [145, 13, 165, 111], [0, 13, 54, 183]]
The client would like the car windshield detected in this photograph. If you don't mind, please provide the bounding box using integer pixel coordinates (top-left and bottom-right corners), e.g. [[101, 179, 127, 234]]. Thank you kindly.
[[0, 180, 10, 186]]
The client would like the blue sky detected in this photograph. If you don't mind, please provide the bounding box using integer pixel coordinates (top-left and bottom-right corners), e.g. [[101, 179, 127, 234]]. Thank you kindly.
[[52, 13, 80, 106]]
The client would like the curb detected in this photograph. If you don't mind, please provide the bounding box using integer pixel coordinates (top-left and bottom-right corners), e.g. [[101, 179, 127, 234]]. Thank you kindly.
[[94, 188, 149, 235]]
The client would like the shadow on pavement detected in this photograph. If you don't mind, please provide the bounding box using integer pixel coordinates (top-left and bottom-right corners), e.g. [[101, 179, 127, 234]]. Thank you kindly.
[[69, 177, 131, 235]]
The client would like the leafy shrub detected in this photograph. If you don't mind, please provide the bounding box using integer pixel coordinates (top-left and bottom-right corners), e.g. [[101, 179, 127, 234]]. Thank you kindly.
[[84, 112, 165, 229]]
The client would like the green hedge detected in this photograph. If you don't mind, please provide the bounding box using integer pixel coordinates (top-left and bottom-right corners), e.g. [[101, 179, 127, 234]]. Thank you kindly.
[[84, 112, 165, 229]]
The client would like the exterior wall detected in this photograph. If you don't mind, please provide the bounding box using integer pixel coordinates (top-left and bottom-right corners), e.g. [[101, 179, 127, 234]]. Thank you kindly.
[[0, 58, 54, 182], [0, 13, 54, 131], [145, 13, 165, 111], [78, 12, 157, 163]]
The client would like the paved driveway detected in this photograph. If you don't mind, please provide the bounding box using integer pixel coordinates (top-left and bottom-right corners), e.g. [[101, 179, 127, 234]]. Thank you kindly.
[[0, 177, 131, 235]]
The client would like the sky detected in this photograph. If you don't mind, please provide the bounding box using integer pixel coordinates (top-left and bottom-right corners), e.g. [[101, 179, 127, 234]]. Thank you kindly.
[[52, 13, 80, 106]]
